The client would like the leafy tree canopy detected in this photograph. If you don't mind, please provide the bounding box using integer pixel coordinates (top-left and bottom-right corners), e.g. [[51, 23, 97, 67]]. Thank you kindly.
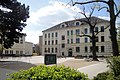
[[0, 0, 29, 48]]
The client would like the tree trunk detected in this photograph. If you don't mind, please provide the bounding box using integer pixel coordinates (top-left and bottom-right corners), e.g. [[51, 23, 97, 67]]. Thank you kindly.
[[109, 21, 119, 56], [0, 36, 4, 59], [0, 44, 3, 58], [109, 0, 119, 56], [91, 27, 99, 61], [92, 36, 99, 61]]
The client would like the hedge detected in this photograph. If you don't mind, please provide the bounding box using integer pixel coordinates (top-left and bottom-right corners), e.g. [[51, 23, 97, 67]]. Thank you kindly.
[[7, 65, 88, 80]]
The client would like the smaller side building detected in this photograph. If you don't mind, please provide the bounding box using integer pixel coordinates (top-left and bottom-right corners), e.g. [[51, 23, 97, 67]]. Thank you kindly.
[[2, 35, 33, 56], [25, 42, 33, 56]]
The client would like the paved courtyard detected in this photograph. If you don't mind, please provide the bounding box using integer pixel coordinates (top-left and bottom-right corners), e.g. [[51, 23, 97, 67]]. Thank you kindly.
[[0, 56, 108, 80]]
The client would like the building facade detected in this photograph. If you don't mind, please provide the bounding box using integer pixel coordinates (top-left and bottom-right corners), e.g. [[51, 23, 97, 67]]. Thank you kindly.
[[42, 17, 112, 57], [39, 36, 43, 55], [3, 35, 33, 56]]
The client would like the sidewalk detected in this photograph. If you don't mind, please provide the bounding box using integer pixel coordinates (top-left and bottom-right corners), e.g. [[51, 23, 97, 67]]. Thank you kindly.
[[0, 56, 74, 64], [78, 62, 109, 79]]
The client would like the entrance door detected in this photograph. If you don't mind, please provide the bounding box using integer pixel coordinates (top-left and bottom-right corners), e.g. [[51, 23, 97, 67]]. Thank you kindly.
[[68, 49, 72, 57]]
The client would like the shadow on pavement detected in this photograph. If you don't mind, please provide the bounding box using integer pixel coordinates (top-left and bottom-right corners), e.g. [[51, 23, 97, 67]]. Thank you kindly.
[[0, 61, 37, 71]]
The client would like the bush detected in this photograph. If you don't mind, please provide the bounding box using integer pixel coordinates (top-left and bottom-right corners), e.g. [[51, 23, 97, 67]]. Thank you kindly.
[[93, 56, 120, 80], [7, 65, 88, 80], [93, 72, 109, 80], [106, 56, 120, 76]]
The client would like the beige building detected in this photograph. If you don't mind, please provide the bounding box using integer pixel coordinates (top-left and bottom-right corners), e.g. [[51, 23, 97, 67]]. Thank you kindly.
[[42, 17, 112, 57], [3, 35, 33, 56]]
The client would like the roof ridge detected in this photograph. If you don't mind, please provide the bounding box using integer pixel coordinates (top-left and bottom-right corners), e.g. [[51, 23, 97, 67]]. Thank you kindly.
[[42, 16, 109, 32]]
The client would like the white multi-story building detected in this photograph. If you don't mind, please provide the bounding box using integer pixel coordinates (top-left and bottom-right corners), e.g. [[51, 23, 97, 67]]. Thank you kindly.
[[42, 17, 112, 57], [3, 35, 33, 56]]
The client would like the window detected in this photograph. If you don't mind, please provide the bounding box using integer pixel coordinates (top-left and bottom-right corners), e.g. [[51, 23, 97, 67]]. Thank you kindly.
[[96, 36, 99, 42], [90, 46, 92, 52], [90, 38, 92, 42], [76, 29, 80, 35], [90, 28, 92, 33], [52, 48, 54, 53], [71, 30, 73, 35], [62, 35, 65, 40], [48, 41, 50, 45], [55, 40, 58, 45], [101, 36, 104, 42], [76, 38, 80, 43], [101, 46, 105, 52], [71, 39, 73, 44], [44, 48, 47, 52], [67, 31, 69, 36], [20, 39, 23, 44], [61, 43, 65, 48], [5, 50, 9, 54], [96, 46, 99, 52], [16, 51, 19, 54], [61, 24, 65, 28], [84, 28, 88, 34], [52, 40, 54, 45], [62, 52, 64, 56], [95, 27, 98, 32], [45, 34, 47, 38], [55, 48, 57, 53], [10, 50, 13, 54], [101, 26, 104, 32], [85, 47, 88, 52], [20, 51, 23, 54], [48, 48, 50, 53], [75, 22, 80, 26], [85, 37, 88, 43], [55, 32, 58, 37], [45, 41, 47, 45], [76, 47, 80, 52], [52, 33, 54, 38], [48, 33, 50, 38], [67, 39, 69, 44]]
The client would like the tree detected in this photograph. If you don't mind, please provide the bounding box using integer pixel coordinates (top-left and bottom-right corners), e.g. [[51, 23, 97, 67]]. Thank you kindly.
[[72, 0, 120, 56], [76, 6, 109, 61], [35, 44, 40, 55], [0, 0, 29, 56]]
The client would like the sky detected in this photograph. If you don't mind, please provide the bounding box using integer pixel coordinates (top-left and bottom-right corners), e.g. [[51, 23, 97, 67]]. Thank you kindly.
[[18, 0, 120, 44]]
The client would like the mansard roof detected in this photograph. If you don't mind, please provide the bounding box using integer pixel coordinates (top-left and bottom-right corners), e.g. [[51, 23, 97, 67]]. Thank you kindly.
[[42, 16, 109, 32]]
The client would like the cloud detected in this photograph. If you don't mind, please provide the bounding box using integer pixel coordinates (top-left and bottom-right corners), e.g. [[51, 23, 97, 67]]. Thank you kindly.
[[116, 17, 120, 24], [23, 1, 82, 44], [28, 1, 81, 27], [23, 30, 42, 44], [98, 16, 120, 24], [98, 16, 110, 20]]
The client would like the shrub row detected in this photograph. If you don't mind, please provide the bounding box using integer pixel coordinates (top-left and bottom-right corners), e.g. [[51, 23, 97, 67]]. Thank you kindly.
[[7, 65, 88, 80]]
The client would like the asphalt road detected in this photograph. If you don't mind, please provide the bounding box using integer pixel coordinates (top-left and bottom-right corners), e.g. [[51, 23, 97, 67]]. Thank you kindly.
[[0, 68, 16, 80]]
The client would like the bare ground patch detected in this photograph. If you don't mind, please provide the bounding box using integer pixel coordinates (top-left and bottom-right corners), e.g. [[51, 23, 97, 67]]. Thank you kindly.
[[58, 59, 99, 69]]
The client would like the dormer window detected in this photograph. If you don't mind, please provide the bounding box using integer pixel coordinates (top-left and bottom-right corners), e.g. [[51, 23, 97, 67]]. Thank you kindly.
[[75, 21, 81, 26], [62, 24, 65, 27], [20, 39, 23, 44], [60, 23, 67, 28]]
